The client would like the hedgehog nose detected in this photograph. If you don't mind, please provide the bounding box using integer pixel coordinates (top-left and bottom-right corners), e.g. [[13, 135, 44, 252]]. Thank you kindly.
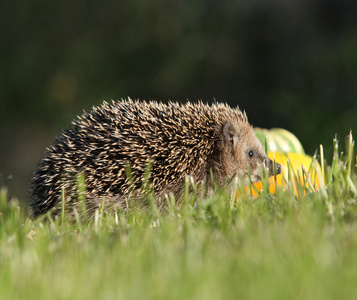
[[266, 158, 281, 176], [274, 162, 281, 175]]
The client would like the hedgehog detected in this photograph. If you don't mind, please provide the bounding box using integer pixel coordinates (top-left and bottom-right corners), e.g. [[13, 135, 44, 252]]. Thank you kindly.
[[30, 98, 281, 218]]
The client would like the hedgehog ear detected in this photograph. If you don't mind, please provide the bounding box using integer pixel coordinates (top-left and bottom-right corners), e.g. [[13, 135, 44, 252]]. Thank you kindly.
[[223, 121, 239, 151]]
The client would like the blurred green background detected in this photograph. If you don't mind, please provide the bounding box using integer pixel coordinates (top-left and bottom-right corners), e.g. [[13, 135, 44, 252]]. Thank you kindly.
[[1, 0, 357, 202]]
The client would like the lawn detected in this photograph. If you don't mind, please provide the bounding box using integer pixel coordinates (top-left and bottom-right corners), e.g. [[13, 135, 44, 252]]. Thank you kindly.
[[1, 135, 357, 300]]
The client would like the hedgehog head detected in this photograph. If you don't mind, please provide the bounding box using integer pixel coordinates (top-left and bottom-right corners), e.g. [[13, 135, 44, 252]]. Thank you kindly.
[[219, 119, 280, 185]]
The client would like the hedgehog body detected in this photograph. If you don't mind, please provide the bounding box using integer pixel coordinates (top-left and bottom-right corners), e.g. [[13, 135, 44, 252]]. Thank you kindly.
[[30, 98, 279, 218]]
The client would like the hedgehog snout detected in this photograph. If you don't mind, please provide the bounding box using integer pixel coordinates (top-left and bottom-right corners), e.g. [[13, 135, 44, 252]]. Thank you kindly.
[[265, 158, 281, 176], [273, 160, 281, 175]]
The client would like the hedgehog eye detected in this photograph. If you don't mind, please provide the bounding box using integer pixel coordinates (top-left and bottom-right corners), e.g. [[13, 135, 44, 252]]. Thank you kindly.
[[248, 150, 254, 158]]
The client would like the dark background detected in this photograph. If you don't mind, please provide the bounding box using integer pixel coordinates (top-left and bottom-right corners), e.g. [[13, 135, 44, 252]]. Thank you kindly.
[[1, 0, 357, 202]]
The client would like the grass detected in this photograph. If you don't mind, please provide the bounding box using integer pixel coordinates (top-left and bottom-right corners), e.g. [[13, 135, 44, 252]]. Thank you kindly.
[[1, 134, 357, 300]]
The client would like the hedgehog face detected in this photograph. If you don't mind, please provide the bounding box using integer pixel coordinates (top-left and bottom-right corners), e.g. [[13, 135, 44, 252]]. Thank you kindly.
[[222, 121, 281, 184]]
